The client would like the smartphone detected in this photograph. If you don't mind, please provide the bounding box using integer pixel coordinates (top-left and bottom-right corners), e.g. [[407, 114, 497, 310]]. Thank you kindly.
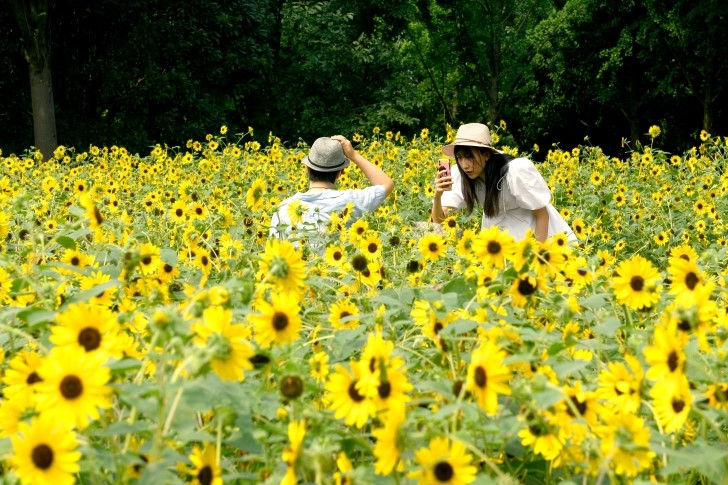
[[438, 159, 451, 177]]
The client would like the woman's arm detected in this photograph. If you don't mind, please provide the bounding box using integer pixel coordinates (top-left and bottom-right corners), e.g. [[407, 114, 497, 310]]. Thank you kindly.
[[532, 207, 549, 242]]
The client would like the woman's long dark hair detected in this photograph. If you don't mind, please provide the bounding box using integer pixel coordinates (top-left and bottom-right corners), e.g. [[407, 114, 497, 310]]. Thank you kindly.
[[455, 147, 514, 217]]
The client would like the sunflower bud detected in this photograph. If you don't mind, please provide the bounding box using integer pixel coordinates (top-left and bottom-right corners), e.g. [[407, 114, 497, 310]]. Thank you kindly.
[[279, 375, 304, 400]]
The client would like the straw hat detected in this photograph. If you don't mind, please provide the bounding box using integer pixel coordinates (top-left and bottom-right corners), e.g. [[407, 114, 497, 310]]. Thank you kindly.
[[302, 137, 350, 172], [442, 123, 502, 156]]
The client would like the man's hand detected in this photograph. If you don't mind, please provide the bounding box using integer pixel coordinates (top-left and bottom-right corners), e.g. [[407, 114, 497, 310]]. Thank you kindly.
[[331, 135, 355, 159]]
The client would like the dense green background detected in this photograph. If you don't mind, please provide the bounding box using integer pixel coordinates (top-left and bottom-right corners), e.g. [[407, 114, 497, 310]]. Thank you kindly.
[[1, 0, 726, 156]]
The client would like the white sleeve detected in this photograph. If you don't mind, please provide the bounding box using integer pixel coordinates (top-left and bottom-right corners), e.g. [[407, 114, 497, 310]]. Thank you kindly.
[[439, 165, 466, 210], [506, 158, 551, 210]]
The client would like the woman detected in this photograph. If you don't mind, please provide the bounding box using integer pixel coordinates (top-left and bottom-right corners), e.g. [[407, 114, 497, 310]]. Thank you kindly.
[[431, 123, 576, 243]]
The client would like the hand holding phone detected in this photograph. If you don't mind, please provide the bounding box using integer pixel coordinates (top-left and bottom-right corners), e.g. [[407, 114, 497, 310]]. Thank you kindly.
[[436, 158, 452, 192], [438, 158, 451, 177]]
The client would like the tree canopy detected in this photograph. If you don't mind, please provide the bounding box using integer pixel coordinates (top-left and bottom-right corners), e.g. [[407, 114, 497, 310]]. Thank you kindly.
[[1, 0, 725, 157]]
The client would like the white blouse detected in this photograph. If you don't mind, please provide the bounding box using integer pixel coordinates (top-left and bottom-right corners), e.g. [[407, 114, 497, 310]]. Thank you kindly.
[[440, 157, 577, 242]]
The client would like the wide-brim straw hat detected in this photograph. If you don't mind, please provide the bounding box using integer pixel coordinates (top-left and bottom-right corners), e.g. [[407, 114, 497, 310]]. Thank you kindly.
[[302, 137, 350, 172], [442, 123, 502, 156]]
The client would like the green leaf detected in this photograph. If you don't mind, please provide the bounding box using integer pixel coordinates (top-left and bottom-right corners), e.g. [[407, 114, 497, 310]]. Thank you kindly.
[[55, 235, 76, 249], [17, 307, 55, 328], [441, 318, 478, 336]]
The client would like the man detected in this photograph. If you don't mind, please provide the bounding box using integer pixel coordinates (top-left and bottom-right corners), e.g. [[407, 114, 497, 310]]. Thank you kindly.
[[269, 135, 394, 246]]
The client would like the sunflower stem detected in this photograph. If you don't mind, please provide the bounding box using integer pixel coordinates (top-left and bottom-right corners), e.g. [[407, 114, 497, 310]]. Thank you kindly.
[[216, 412, 223, 467], [162, 386, 184, 435]]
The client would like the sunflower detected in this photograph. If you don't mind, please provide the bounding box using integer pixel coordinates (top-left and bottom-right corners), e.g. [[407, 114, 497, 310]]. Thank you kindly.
[[309, 351, 330, 384], [324, 361, 376, 429], [571, 218, 587, 240], [348, 219, 369, 243], [10, 414, 81, 485], [702, 383, 728, 410], [595, 410, 655, 478], [465, 340, 512, 416], [418, 233, 447, 262], [169, 200, 188, 223], [50, 302, 121, 359], [192, 306, 254, 382], [60, 248, 95, 273], [596, 355, 643, 414], [258, 239, 307, 297], [408, 436, 477, 485], [138, 241, 162, 276], [668, 243, 698, 265], [328, 298, 360, 330], [324, 245, 347, 268], [455, 229, 477, 261], [245, 177, 266, 213], [650, 376, 692, 433], [509, 273, 547, 308], [333, 452, 354, 485], [350, 254, 382, 288], [517, 415, 564, 461], [187, 444, 223, 485], [472, 226, 515, 268], [0, 393, 35, 438], [35, 346, 113, 429], [372, 412, 404, 476], [611, 255, 662, 310], [360, 232, 383, 260], [250, 293, 302, 348], [643, 325, 686, 382], [667, 257, 706, 304], [280, 420, 306, 485], [79, 270, 118, 307], [2, 349, 45, 401]]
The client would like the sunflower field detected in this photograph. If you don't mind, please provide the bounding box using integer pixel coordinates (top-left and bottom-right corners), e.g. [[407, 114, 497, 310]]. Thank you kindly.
[[0, 125, 727, 485]]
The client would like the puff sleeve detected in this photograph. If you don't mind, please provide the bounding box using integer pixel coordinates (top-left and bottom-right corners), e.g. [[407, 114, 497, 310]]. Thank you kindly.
[[506, 158, 552, 210]]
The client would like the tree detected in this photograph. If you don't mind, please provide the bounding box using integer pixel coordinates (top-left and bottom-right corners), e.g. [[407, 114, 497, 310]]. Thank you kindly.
[[9, 0, 57, 159]]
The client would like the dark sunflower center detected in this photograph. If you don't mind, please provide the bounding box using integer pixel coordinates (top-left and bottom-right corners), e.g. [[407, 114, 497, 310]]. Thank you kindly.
[[201, 256, 209, 266], [378, 381, 392, 399], [352, 255, 368, 271], [368, 243, 378, 253], [517, 278, 537, 296], [272, 312, 289, 331], [175, 208, 183, 217], [433, 461, 454, 482], [685, 272, 699, 290], [677, 319, 692, 332], [163, 264, 174, 273], [433, 322, 443, 334], [567, 397, 588, 416], [667, 351, 679, 372], [71, 256, 80, 266], [629, 276, 644, 291], [198, 465, 213, 485], [679, 254, 690, 262], [195, 207, 203, 215], [474, 366, 487, 388], [671, 398, 685, 413], [340, 311, 351, 320], [333, 251, 342, 261], [407, 260, 422, 273], [347, 381, 366, 402], [78, 327, 102, 351], [487, 241, 501, 254], [141, 256, 152, 265], [26, 371, 42, 385], [60, 375, 84, 399], [32, 444, 54, 470], [428, 242, 438, 252]]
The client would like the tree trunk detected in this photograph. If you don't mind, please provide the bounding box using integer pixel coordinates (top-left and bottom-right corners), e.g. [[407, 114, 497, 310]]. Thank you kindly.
[[10, 0, 57, 160], [30, 57, 57, 160]]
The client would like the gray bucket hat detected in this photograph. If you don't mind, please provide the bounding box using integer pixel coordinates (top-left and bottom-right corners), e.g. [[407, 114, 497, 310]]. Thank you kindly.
[[302, 137, 350, 172]]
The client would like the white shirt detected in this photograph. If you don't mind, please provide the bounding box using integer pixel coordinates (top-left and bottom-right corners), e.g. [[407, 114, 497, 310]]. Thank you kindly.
[[440, 157, 577, 242], [270, 185, 387, 241]]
